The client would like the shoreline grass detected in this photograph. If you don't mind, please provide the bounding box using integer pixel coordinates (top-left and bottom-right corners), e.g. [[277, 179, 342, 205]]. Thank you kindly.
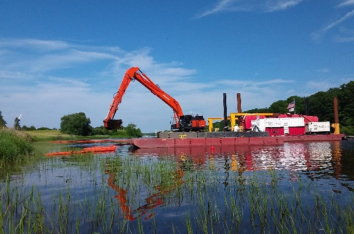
[[24, 129, 131, 141], [1, 149, 354, 233], [0, 129, 33, 162]]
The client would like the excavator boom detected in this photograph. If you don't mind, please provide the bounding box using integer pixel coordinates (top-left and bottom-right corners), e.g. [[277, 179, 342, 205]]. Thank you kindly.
[[103, 67, 205, 131]]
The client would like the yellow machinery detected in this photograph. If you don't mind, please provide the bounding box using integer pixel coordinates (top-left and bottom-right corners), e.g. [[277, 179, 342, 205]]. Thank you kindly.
[[208, 113, 274, 132], [207, 117, 230, 132]]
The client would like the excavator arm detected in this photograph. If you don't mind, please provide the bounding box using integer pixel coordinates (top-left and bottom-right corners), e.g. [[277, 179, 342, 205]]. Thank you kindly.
[[103, 67, 184, 130]]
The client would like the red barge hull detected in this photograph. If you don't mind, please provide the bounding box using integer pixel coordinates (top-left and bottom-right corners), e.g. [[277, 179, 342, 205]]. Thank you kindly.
[[132, 134, 344, 149]]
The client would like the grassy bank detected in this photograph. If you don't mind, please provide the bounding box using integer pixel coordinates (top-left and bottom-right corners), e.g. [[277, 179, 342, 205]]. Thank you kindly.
[[0, 129, 33, 162], [24, 129, 129, 141]]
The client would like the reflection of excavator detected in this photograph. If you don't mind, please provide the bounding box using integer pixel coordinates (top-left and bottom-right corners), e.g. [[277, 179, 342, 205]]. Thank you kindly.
[[103, 67, 206, 132], [106, 165, 185, 221]]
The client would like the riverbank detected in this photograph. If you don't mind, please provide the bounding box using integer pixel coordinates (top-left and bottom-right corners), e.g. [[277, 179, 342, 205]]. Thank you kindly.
[[23, 129, 128, 141]]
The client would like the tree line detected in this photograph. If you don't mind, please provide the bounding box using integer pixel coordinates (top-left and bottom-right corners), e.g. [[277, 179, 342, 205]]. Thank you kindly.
[[244, 81, 354, 135], [210, 81, 354, 135], [0, 111, 143, 138], [60, 112, 142, 137]]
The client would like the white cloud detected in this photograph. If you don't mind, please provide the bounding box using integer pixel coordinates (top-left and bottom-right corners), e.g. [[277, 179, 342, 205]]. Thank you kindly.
[[312, 8, 354, 42], [0, 38, 70, 51], [195, 0, 303, 18], [265, 0, 304, 12], [195, 0, 236, 19], [338, 0, 354, 7], [323, 9, 354, 32]]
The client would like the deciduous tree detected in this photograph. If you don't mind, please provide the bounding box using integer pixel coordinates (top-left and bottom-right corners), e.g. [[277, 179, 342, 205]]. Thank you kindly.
[[60, 112, 92, 136], [125, 123, 143, 137], [0, 111, 6, 128], [14, 117, 21, 130]]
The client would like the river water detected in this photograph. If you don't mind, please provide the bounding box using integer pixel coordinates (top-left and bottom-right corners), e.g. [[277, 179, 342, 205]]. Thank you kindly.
[[1, 139, 354, 233]]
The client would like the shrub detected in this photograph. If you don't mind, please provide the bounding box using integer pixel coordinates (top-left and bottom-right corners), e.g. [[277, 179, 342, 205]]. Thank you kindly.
[[341, 125, 354, 135], [0, 130, 34, 161]]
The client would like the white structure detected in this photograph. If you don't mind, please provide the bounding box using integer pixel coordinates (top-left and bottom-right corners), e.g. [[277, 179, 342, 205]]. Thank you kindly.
[[305, 122, 330, 134]]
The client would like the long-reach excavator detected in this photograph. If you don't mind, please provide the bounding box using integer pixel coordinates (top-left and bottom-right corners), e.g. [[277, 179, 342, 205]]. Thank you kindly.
[[103, 67, 206, 132]]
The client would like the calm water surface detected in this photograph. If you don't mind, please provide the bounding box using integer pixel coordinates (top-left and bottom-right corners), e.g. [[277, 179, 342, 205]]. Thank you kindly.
[[2, 139, 354, 233]]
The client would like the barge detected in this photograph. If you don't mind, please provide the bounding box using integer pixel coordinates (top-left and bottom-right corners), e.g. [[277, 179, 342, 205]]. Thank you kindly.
[[131, 132, 344, 149], [130, 95, 344, 150]]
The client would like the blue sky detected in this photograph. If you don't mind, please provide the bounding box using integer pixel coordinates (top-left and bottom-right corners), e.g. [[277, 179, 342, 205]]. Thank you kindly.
[[1, 0, 353, 132]]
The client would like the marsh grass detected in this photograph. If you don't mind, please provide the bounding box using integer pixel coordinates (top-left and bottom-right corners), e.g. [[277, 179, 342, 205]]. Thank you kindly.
[[1, 148, 354, 233], [0, 129, 33, 162]]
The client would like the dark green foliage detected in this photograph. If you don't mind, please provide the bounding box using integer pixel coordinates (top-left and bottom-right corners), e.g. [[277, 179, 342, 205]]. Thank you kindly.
[[92, 126, 111, 135], [212, 119, 231, 131], [125, 123, 143, 137], [37, 127, 51, 130], [22, 125, 37, 131], [0, 130, 33, 161], [338, 82, 354, 129], [0, 111, 7, 128], [14, 117, 21, 130], [268, 100, 288, 113], [91, 126, 128, 137], [245, 107, 270, 113], [243, 81, 354, 135], [60, 112, 93, 136]]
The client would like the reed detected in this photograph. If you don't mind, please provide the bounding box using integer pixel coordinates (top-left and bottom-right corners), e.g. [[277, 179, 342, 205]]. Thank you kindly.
[[1, 145, 354, 233], [0, 129, 33, 162]]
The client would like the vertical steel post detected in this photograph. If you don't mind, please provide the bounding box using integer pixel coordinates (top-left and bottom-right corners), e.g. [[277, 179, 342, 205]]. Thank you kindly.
[[333, 97, 340, 134], [223, 93, 227, 130], [305, 98, 309, 115], [237, 93, 242, 113]]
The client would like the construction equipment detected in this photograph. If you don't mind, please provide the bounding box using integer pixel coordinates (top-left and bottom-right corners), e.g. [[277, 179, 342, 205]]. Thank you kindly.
[[103, 67, 206, 132]]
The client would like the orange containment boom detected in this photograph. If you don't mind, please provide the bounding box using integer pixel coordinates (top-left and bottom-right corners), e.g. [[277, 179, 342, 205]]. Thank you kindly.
[[45, 145, 118, 157]]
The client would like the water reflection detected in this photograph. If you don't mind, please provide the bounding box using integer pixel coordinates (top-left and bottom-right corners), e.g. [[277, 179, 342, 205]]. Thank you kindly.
[[130, 142, 342, 174], [103, 141, 349, 221], [2, 140, 354, 233]]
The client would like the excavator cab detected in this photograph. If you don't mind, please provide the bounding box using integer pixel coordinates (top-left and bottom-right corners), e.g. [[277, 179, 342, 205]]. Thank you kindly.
[[171, 115, 206, 132]]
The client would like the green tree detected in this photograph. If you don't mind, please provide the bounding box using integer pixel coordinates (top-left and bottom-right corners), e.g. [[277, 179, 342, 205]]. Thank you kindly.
[[268, 100, 288, 113], [308, 91, 338, 122], [0, 111, 6, 128], [245, 107, 270, 113], [125, 123, 143, 137], [14, 117, 21, 130], [22, 125, 36, 131], [60, 112, 92, 136], [338, 82, 354, 134], [242, 81, 353, 134]]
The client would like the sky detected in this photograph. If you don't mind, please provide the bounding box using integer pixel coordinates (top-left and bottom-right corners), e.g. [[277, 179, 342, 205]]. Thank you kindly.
[[0, 0, 353, 133]]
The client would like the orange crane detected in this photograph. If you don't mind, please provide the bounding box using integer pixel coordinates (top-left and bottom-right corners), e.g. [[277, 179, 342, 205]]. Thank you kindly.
[[103, 67, 206, 132]]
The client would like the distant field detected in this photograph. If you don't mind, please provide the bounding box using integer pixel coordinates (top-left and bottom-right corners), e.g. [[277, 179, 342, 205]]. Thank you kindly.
[[23, 129, 125, 141], [24, 130, 73, 141]]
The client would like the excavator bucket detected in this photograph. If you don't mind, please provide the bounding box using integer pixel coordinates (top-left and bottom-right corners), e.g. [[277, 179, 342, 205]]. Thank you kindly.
[[105, 119, 123, 130]]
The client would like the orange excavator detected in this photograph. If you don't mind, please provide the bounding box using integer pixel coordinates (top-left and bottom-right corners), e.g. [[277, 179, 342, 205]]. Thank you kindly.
[[103, 67, 206, 132]]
